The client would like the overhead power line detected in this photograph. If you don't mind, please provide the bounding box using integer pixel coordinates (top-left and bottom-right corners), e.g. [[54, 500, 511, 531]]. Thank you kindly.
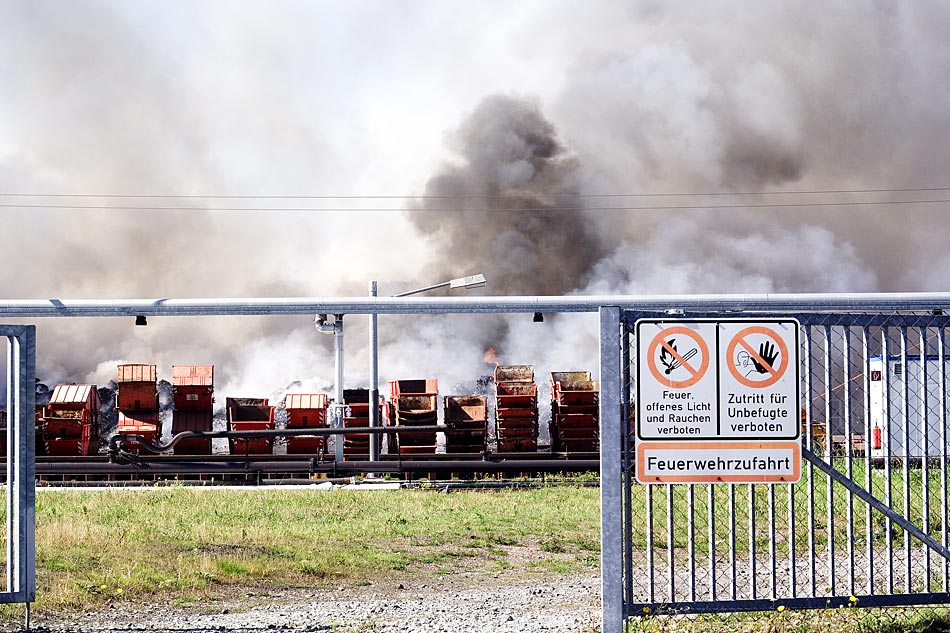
[[1, 186, 950, 200], [1, 199, 950, 212]]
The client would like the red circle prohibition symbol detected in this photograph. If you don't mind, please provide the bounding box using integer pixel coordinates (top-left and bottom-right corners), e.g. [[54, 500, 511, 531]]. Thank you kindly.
[[726, 326, 789, 388], [647, 326, 710, 389]]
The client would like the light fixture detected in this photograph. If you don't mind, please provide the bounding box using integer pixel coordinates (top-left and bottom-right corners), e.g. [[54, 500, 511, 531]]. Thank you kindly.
[[448, 273, 487, 290], [135, 315, 147, 326], [533, 312, 544, 323], [393, 273, 488, 297]]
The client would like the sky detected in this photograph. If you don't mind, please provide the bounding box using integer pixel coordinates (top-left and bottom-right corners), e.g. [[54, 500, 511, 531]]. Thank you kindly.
[[1, 1, 949, 406]]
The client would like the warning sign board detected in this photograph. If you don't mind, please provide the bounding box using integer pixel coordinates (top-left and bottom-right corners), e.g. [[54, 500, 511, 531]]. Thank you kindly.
[[637, 441, 801, 484], [718, 321, 799, 439], [638, 321, 717, 439], [635, 319, 800, 484]]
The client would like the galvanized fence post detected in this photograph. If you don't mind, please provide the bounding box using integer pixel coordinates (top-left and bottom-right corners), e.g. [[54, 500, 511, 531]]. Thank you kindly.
[[600, 306, 624, 633]]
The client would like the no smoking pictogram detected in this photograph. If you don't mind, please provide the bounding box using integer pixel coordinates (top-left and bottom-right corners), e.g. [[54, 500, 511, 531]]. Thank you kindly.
[[726, 326, 789, 388], [647, 326, 710, 389]]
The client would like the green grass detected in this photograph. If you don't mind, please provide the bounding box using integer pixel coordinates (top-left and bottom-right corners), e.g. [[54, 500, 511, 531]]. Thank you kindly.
[[1, 485, 600, 617], [627, 609, 950, 633], [1, 467, 947, 630]]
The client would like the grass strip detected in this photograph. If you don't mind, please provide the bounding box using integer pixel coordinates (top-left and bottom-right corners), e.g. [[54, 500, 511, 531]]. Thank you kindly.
[[2, 485, 599, 616]]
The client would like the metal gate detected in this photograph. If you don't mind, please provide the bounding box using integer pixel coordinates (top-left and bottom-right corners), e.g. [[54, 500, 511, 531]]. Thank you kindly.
[[1, 325, 36, 615], [618, 309, 950, 620]]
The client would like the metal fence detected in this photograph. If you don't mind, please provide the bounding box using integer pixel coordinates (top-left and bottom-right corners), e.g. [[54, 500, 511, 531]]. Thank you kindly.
[[6, 294, 950, 632], [620, 309, 950, 622]]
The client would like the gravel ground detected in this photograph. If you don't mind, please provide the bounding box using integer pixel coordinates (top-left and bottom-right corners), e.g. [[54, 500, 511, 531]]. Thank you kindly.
[[30, 572, 601, 633]]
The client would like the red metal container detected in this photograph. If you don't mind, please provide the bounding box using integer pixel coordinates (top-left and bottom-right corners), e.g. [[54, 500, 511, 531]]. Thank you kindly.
[[45, 438, 85, 456], [171, 409, 213, 433], [555, 413, 598, 429], [551, 372, 600, 406], [549, 371, 599, 454], [117, 364, 157, 383], [228, 424, 272, 454], [117, 410, 159, 433], [389, 380, 439, 454], [496, 407, 538, 420], [286, 436, 325, 454], [497, 425, 538, 439], [341, 389, 385, 458], [444, 395, 488, 452], [494, 365, 539, 453], [46, 421, 95, 456], [389, 379, 438, 397], [116, 411, 160, 452], [496, 437, 538, 452], [40, 384, 101, 456], [284, 393, 329, 428], [444, 432, 485, 453], [445, 396, 487, 426], [494, 365, 534, 383], [48, 384, 100, 416], [171, 365, 214, 411], [555, 438, 597, 452], [284, 393, 329, 454], [116, 364, 158, 411], [171, 410, 213, 455], [394, 395, 438, 421], [227, 397, 274, 455], [496, 382, 538, 406]]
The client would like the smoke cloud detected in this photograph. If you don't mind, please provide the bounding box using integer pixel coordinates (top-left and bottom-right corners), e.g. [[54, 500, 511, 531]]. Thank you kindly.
[[1, 2, 949, 413], [410, 95, 601, 296]]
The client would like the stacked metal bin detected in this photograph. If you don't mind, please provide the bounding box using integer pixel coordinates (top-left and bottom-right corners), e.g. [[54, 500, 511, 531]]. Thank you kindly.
[[171, 365, 214, 455], [226, 397, 275, 455], [116, 364, 160, 452], [389, 379, 439, 454], [341, 389, 383, 459], [494, 365, 539, 452], [40, 384, 101, 456], [284, 393, 328, 454], [549, 371, 599, 453], [444, 395, 487, 453]]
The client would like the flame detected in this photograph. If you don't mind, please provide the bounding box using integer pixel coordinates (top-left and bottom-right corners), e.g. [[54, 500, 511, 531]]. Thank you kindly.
[[483, 347, 500, 366]]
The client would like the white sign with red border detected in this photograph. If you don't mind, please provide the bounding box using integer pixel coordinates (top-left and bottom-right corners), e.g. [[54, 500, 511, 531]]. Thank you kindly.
[[635, 319, 800, 484]]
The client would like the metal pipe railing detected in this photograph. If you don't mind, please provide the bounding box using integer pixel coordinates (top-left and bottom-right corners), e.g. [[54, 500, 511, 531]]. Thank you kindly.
[[2, 292, 950, 317], [108, 424, 450, 457]]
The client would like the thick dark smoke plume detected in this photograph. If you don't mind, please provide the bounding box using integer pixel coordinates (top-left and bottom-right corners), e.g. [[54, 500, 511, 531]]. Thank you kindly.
[[410, 95, 603, 295]]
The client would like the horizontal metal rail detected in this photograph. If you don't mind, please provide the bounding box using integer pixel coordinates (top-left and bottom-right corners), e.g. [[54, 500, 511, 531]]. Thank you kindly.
[[111, 424, 451, 447], [108, 425, 464, 456], [31, 458, 601, 476], [1, 292, 949, 317], [632, 592, 950, 615]]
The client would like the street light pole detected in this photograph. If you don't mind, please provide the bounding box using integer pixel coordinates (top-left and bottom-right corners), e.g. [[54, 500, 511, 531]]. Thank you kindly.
[[368, 274, 486, 462], [333, 314, 344, 462], [368, 281, 380, 461]]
